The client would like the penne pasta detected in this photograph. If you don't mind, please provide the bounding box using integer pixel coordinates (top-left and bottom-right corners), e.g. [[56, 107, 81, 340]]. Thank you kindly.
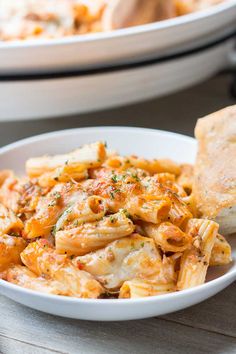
[[0, 234, 26, 272], [38, 166, 88, 187], [125, 195, 171, 224], [6, 265, 64, 295], [26, 142, 107, 178], [24, 183, 87, 239], [119, 279, 176, 298], [0, 203, 23, 235], [0, 170, 21, 212], [177, 247, 207, 289], [21, 239, 104, 298], [55, 211, 135, 256], [177, 164, 194, 196], [210, 234, 232, 266], [168, 192, 193, 228], [143, 222, 192, 252], [73, 234, 162, 290], [161, 253, 181, 283], [105, 155, 181, 175], [141, 178, 192, 226], [141, 174, 186, 198], [182, 193, 198, 217], [89, 166, 150, 181], [54, 195, 107, 232], [177, 219, 219, 290]]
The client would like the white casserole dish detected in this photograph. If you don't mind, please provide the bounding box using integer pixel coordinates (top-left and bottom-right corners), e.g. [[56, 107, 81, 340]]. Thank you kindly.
[[0, 0, 236, 74], [0, 31, 235, 121]]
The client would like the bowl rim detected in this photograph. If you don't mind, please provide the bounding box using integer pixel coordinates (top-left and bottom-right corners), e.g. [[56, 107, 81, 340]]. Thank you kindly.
[[0, 126, 196, 154], [0, 126, 235, 305], [0, 0, 236, 49], [0, 265, 235, 305]]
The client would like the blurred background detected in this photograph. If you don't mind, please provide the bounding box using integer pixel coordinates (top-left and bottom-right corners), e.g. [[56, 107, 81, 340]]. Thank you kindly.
[[1, 72, 235, 147]]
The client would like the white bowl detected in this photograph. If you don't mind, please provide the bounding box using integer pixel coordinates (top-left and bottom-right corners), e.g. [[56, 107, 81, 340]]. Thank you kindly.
[[0, 127, 235, 321], [1, 33, 235, 121], [0, 0, 236, 74]]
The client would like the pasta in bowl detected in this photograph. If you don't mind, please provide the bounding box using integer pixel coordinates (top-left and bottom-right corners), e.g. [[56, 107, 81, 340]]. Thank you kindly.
[[0, 123, 235, 320]]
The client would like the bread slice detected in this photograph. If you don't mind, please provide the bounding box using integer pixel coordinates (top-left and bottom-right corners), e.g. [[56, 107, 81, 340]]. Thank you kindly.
[[193, 105, 236, 235]]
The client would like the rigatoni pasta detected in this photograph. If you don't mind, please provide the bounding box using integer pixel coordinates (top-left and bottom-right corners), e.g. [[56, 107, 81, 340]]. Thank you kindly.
[[55, 211, 135, 256], [142, 222, 191, 252], [21, 239, 104, 298], [0, 203, 23, 235], [0, 140, 232, 299], [210, 234, 232, 266], [6, 265, 64, 295], [0, 234, 26, 272], [26, 142, 106, 178], [177, 219, 219, 290], [119, 279, 175, 299]]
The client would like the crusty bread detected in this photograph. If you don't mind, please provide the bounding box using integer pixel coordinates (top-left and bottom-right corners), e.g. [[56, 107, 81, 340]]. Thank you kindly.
[[193, 105, 236, 235]]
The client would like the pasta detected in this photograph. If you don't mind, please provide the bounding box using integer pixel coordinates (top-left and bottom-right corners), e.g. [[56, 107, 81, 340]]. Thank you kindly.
[[0, 234, 26, 272], [125, 195, 171, 224], [0, 0, 226, 41], [210, 234, 232, 266], [6, 265, 64, 295], [26, 142, 106, 178], [0, 140, 232, 299], [24, 183, 87, 239], [142, 222, 192, 252], [21, 239, 104, 298], [0, 203, 23, 235], [55, 210, 135, 256], [0, 170, 21, 212], [73, 234, 163, 290], [119, 279, 175, 299], [177, 219, 219, 290]]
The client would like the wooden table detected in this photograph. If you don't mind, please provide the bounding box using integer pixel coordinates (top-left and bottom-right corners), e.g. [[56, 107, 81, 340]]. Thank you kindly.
[[0, 74, 236, 354]]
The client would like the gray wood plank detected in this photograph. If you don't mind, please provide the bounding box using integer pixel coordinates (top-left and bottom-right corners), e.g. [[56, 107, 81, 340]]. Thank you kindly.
[[163, 282, 236, 338], [0, 294, 236, 354], [0, 335, 64, 354]]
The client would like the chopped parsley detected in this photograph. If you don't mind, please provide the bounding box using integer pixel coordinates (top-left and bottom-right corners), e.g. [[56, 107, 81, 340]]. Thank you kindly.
[[131, 174, 140, 182], [48, 200, 57, 207], [130, 242, 135, 250], [111, 174, 119, 183], [109, 215, 116, 224], [73, 220, 79, 227], [9, 232, 20, 237], [51, 224, 57, 236], [53, 192, 61, 199], [48, 191, 61, 207], [110, 188, 120, 199], [122, 209, 131, 218]]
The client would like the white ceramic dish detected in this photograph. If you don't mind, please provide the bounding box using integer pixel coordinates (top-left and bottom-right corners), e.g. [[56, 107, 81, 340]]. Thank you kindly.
[[0, 0, 236, 74], [1, 32, 235, 121], [0, 127, 235, 321]]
